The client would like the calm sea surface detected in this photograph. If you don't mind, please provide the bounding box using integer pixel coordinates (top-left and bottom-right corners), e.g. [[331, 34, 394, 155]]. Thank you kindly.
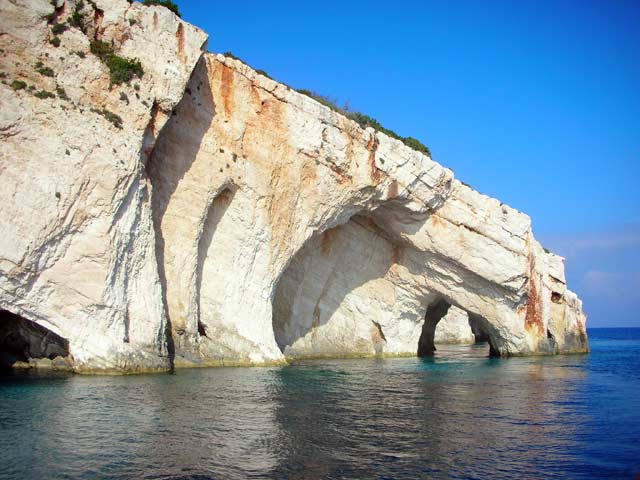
[[1, 328, 639, 479]]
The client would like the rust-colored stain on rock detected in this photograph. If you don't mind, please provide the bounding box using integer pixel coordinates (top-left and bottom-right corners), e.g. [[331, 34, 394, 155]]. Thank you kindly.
[[365, 217, 385, 237], [143, 101, 161, 157], [220, 65, 234, 117], [367, 133, 381, 183], [371, 324, 385, 345], [214, 190, 232, 206], [325, 161, 351, 184], [93, 7, 104, 34], [301, 161, 318, 189], [525, 258, 544, 334], [249, 84, 262, 113], [175, 23, 185, 64], [430, 214, 445, 228], [388, 180, 399, 198]]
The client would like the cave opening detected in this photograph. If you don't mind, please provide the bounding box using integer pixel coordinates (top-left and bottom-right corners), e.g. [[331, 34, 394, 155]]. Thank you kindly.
[[469, 314, 491, 344], [0, 310, 71, 372], [421, 302, 498, 358]]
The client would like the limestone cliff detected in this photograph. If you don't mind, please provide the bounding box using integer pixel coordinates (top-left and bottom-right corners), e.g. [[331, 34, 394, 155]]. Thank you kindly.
[[0, 0, 588, 373]]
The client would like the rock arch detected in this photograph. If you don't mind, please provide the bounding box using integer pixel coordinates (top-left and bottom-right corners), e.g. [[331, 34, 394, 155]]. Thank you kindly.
[[422, 302, 500, 356], [271, 204, 518, 360], [146, 54, 588, 367]]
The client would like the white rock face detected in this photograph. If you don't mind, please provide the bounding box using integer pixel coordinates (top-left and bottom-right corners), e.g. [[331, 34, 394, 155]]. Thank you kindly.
[[0, 1, 588, 372], [151, 55, 588, 366], [435, 307, 475, 345], [0, 0, 207, 372]]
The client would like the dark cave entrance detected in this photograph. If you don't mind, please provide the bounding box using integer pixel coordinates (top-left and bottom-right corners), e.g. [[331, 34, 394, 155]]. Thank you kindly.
[[417, 299, 499, 358], [0, 310, 71, 372]]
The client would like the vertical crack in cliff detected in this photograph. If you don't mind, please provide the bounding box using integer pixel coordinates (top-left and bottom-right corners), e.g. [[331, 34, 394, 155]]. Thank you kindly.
[[371, 320, 387, 355]]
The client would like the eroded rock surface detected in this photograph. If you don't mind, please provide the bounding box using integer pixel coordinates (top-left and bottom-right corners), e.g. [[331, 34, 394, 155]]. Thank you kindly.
[[0, 1, 588, 372]]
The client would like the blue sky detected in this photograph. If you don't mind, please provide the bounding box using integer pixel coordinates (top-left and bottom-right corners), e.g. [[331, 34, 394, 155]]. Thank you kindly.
[[176, 0, 639, 327]]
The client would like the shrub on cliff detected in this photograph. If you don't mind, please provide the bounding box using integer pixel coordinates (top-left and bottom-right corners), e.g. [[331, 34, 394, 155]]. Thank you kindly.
[[399, 136, 431, 157], [51, 22, 68, 35], [106, 55, 143, 85], [68, 1, 88, 33], [10, 80, 27, 91], [89, 39, 144, 86], [89, 39, 113, 60], [36, 64, 55, 77], [91, 107, 123, 129], [34, 89, 55, 99], [142, 0, 180, 17], [223, 51, 240, 61]]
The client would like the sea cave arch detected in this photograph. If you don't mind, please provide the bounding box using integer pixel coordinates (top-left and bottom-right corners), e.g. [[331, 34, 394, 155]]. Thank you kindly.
[[418, 299, 498, 357], [0, 309, 71, 371], [271, 205, 511, 360]]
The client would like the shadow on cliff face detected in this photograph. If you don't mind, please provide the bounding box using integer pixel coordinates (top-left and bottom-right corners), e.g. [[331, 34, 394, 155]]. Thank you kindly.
[[194, 187, 236, 340], [0, 310, 71, 372], [272, 214, 401, 357], [146, 58, 216, 368]]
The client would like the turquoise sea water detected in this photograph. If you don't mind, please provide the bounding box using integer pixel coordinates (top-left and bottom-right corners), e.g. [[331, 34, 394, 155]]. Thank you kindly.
[[1, 328, 639, 479]]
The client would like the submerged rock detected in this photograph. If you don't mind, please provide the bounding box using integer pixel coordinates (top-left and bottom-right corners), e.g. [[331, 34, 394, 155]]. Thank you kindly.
[[0, 0, 588, 373]]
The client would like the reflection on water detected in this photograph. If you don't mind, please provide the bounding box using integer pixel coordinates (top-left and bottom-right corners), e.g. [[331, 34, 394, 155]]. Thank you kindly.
[[1, 333, 639, 479]]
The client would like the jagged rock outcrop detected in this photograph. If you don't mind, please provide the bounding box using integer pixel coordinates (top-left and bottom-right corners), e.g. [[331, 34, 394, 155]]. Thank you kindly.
[[0, 0, 588, 372]]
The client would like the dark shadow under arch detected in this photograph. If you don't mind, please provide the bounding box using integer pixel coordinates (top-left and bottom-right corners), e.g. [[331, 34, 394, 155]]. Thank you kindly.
[[468, 313, 500, 357], [272, 214, 401, 356]]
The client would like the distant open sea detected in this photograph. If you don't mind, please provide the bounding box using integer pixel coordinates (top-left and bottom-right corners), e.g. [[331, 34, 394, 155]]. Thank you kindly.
[[1, 327, 639, 479]]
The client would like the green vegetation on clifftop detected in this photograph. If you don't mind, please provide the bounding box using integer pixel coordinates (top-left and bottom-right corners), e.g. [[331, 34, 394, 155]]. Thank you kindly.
[[141, 0, 180, 17], [297, 90, 432, 157], [221, 52, 431, 158]]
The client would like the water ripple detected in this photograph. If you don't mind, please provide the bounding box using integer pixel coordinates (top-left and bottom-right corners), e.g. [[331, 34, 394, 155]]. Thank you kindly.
[[1, 332, 639, 479]]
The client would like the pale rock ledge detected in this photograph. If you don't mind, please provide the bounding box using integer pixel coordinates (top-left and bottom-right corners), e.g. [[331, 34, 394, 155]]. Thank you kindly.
[[0, 0, 588, 373]]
